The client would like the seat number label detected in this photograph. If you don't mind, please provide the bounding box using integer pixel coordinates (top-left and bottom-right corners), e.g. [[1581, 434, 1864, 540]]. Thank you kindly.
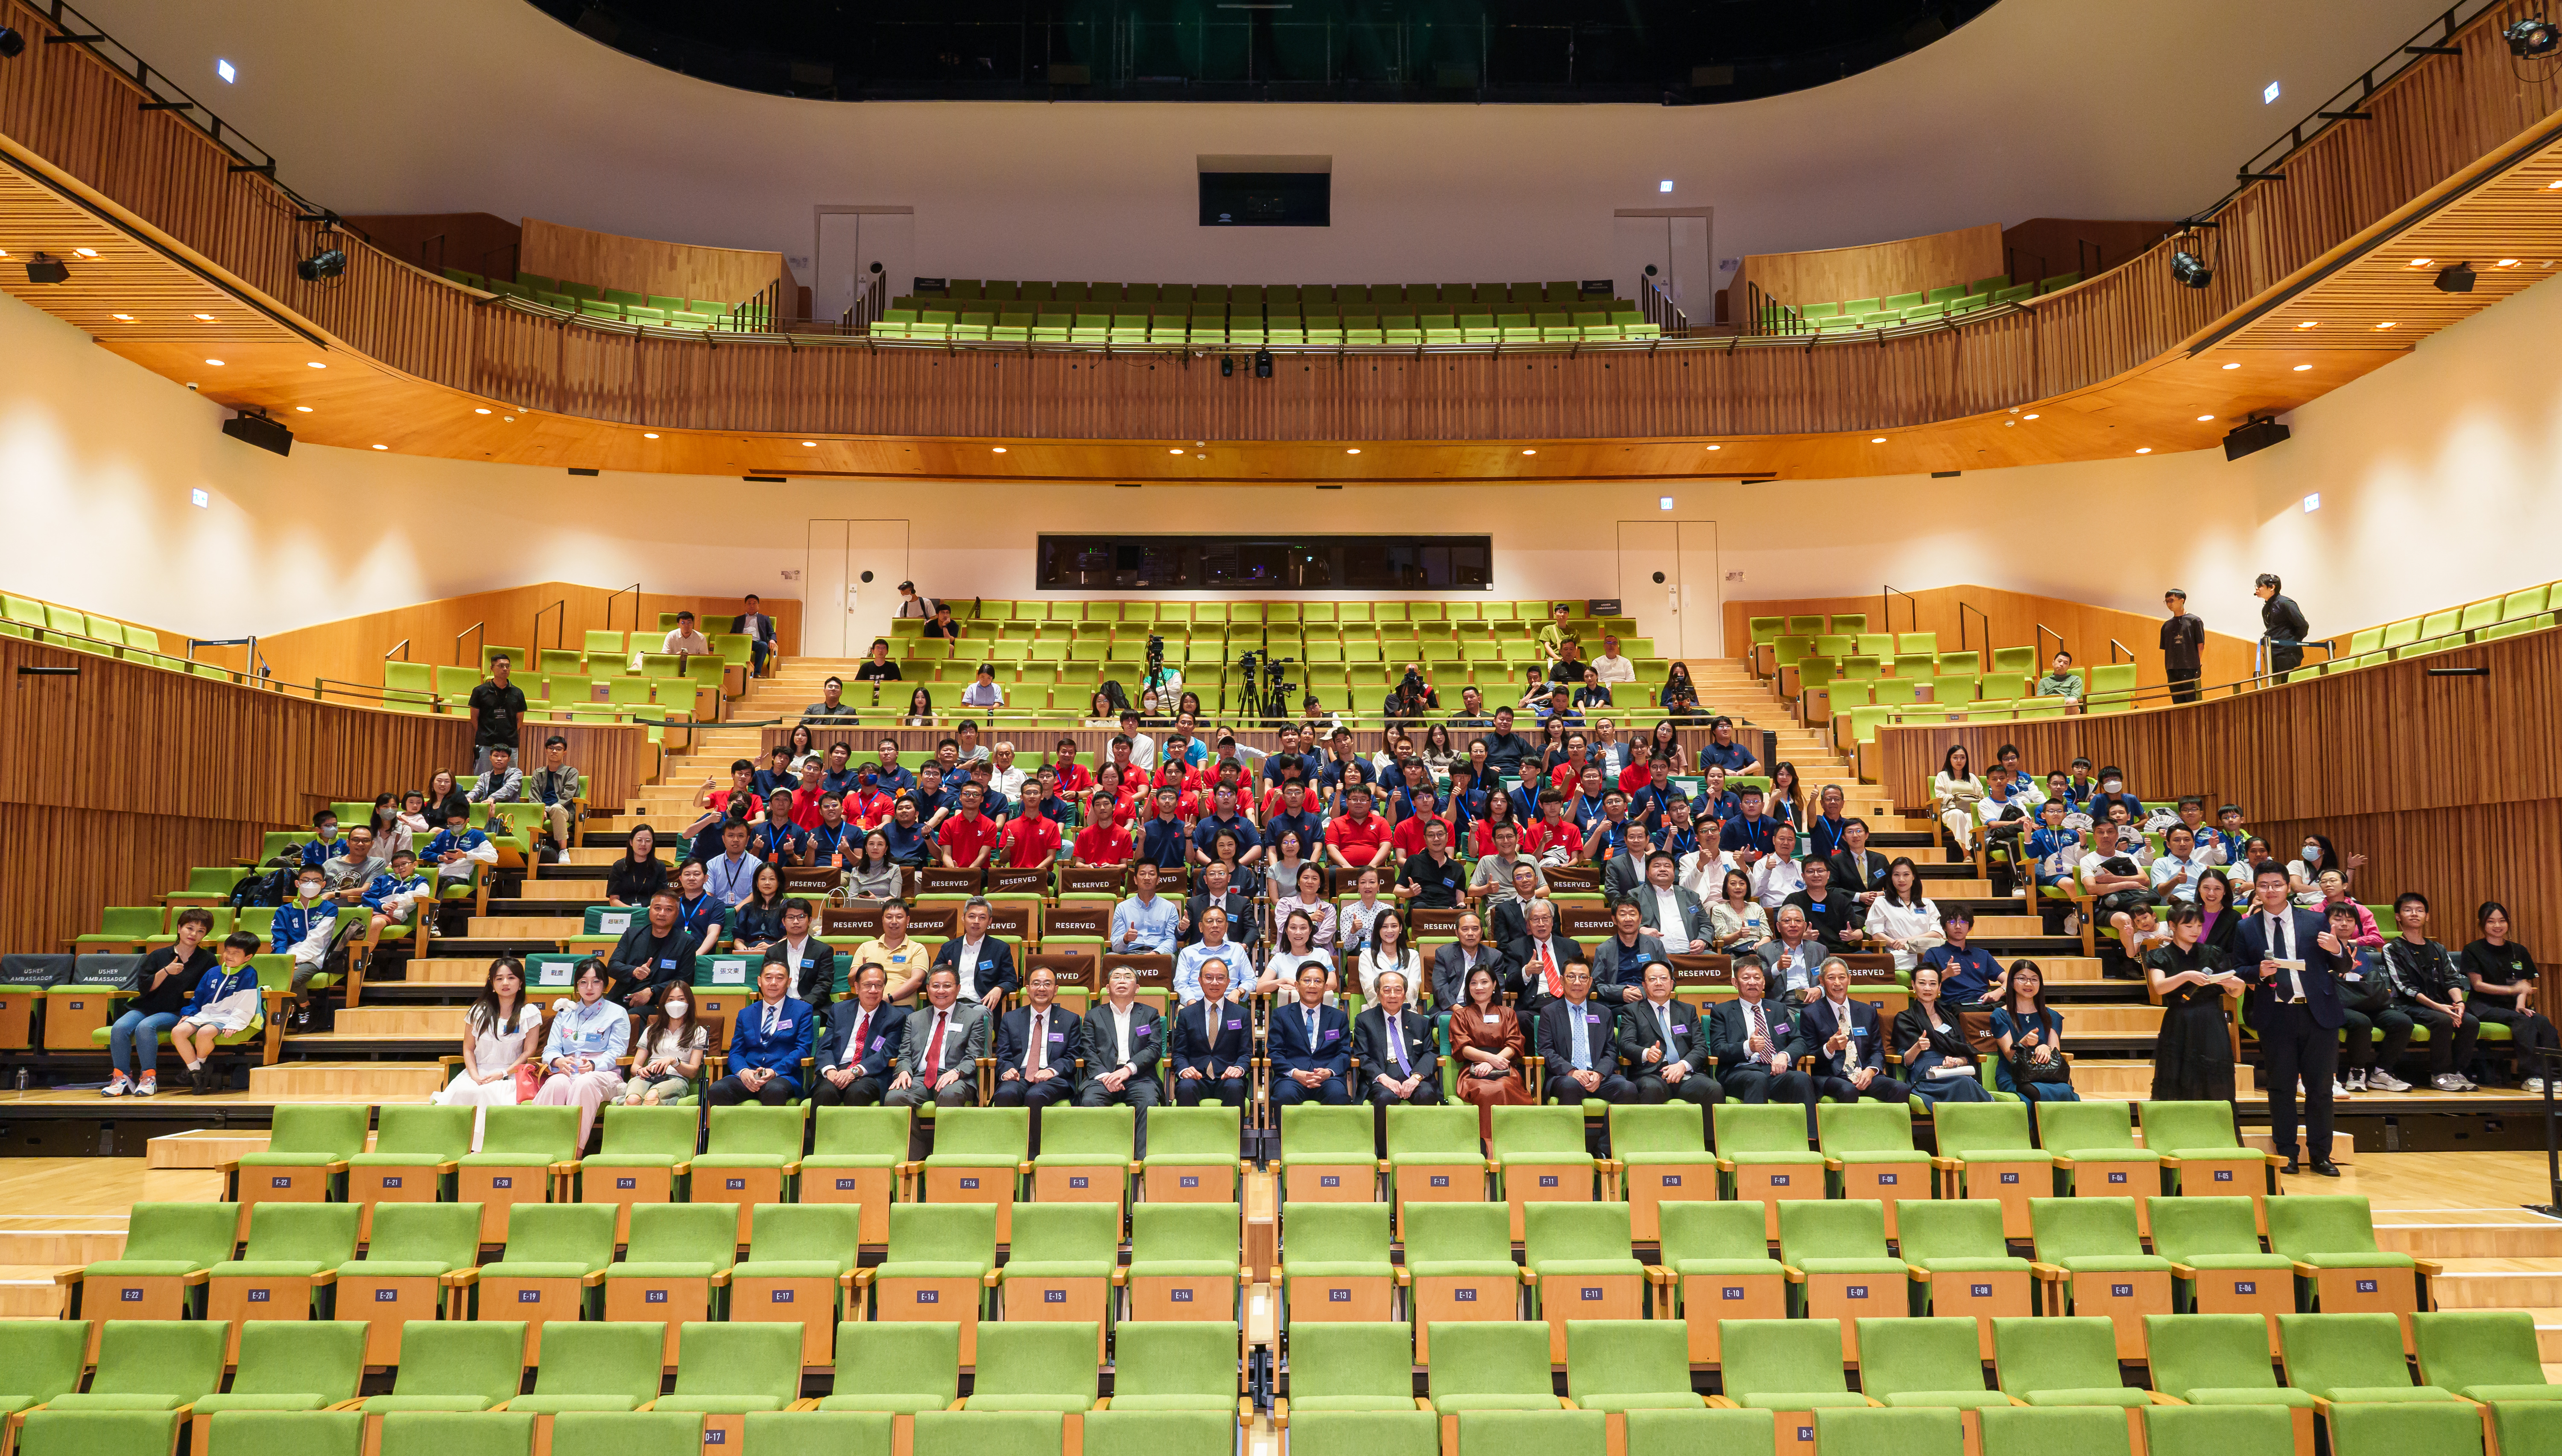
[[2235, 1282, 2257, 1295], [1722, 1287, 1746, 1300], [1770, 1175, 1789, 1187], [1320, 1176, 1341, 1188], [1172, 1289, 1194, 1303], [1581, 1287, 1604, 1301], [1180, 1176, 1200, 1189], [917, 1290, 939, 1304], [1999, 1173, 2018, 1185], [646, 1289, 667, 1303], [2110, 1284, 2133, 1298], [618, 1178, 637, 1190], [493, 1176, 513, 1189], [2356, 1279, 2379, 1293], [2213, 1170, 2233, 1182], [121, 1288, 144, 1301], [2107, 1171, 2128, 1184], [1846, 1286, 1867, 1300], [1454, 1290, 1478, 1303], [1329, 1289, 1352, 1303], [726, 1178, 746, 1190], [248, 1289, 270, 1302], [518, 1290, 542, 1303], [1662, 1175, 1681, 1188], [1044, 1289, 1066, 1304], [959, 1177, 980, 1190], [1539, 1176, 1559, 1188], [836, 1178, 858, 1190], [272, 1176, 293, 1188], [1971, 1284, 1992, 1298], [1069, 1177, 1088, 1189], [382, 1178, 403, 1189], [376, 1289, 400, 1302], [1430, 1175, 1450, 1188], [1878, 1173, 1897, 1186]]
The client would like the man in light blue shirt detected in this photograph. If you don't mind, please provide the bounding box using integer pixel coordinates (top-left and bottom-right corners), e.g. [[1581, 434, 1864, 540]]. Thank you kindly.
[[1174, 908, 1244, 1005], [702, 821, 764, 908], [1111, 861, 1181, 957]]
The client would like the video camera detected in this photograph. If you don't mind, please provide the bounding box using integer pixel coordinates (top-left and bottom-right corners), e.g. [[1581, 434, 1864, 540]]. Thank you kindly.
[[1236, 647, 1296, 724]]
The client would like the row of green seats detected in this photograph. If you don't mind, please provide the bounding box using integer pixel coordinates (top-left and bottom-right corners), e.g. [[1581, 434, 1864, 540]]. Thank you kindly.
[[930, 278, 1610, 308], [1, 590, 240, 680], [937, 599, 1606, 623], [874, 308, 1655, 345], [1768, 631, 1941, 664], [1769, 273, 2084, 334], [1748, 613, 1870, 642], [2320, 582, 2561, 677]]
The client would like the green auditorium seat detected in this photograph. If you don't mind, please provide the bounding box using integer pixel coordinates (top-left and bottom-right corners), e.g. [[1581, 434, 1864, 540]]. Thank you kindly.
[[46, 1319, 226, 1411], [2275, 1312, 2460, 1403], [205, 1409, 365, 1456], [959, 1322, 1100, 1412], [377, 1411, 535, 1456], [1426, 1321, 1568, 1415], [1981, 1407, 2131, 1456], [2411, 1309, 2562, 1403], [1990, 1316, 2146, 1407], [1854, 1316, 2006, 1412], [510, 1320, 667, 1414], [817, 1321, 961, 1413], [1280, 1322, 1416, 1415], [1561, 1318, 1702, 1412], [1279, 1202, 1397, 1326], [0, 1318, 92, 1420]]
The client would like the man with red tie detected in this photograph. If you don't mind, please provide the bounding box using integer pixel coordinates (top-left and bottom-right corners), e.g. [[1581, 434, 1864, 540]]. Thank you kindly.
[[885, 966, 986, 1112], [811, 964, 909, 1107], [1503, 898, 1585, 1024]]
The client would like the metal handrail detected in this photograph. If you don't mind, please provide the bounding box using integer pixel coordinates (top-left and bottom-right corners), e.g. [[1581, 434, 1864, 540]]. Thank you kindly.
[[1879, 586, 1919, 636], [455, 621, 484, 669], [532, 599, 566, 651], [2034, 622, 2065, 668], [604, 584, 641, 632], [2109, 638, 2133, 665], [1956, 602, 1989, 657], [844, 266, 888, 336], [382, 637, 410, 663]]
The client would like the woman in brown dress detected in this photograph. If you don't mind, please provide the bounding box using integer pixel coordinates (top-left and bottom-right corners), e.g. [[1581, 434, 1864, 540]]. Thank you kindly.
[[1448, 963, 1533, 1138]]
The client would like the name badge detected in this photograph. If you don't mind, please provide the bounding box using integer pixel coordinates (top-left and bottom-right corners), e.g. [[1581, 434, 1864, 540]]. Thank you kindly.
[[1226, 1019, 1244, 1030], [658, 958, 677, 971], [1049, 1031, 1067, 1042], [1137, 1024, 1153, 1038], [710, 960, 749, 986], [1322, 1029, 1340, 1043], [597, 911, 633, 935]]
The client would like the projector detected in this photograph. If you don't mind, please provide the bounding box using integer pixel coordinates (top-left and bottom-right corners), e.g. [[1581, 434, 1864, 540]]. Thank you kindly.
[[2223, 417, 2290, 462], [222, 412, 294, 457]]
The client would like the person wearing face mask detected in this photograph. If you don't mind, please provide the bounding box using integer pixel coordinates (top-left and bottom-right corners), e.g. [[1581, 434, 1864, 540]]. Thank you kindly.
[[2287, 835, 2367, 910], [619, 988, 708, 1105], [271, 867, 342, 1029], [2083, 768, 2142, 827]]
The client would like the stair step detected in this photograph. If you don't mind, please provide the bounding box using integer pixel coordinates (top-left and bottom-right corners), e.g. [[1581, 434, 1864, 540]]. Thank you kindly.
[[2430, 1262, 2562, 1310], [246, 1061, 448, 1100], [2378, 1217, 2562, 1260], [0, 1228, 125, 1265]]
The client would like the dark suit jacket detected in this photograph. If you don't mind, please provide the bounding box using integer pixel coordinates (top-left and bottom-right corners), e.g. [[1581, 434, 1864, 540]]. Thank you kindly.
[[1798, 996, 1890, 1079], [1600, 853, 1646, 906], [1173, 997, 1254, 1079], [2234, 907, 2345, 1030], [1431, 942, 1510, 1013], [1780, 891, 1861, 955], [1267, 999, 1352, 1078], [1615, 997, 1712, 1075], [932, 936, 1020, 1002], [731, 613, 777, 646], [1504, 933, 1586, 1015], [1078, 1001, 1165, 1087], [1487, 896, 1537, 949], [605, 924, 696, 1005], [1353, 1005, 1440, 1090], [1829, 849, 1890, 897], [762, 938, 839, 1006], [892, 1001, 988, 1083], [726, 996, 818, 1079], [995, 1002, 1080, 1080], [817, 998, 909, 1079], [1709, 996, 1807, 1076], [1589, 933, 1670, 1001], [1533, 997, 1619, 1077]]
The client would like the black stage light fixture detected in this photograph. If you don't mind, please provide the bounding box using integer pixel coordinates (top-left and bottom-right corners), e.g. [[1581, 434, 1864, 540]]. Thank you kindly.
[[2509, 17, 2559, 56], [222, 411, 294, 457], [2223, 416, 2290, 462], [296, 247, 347, 281], [1253, 348, 1273, 379], [24, 252, 67, 284], [1220, 355, 1233, 377], [2434, 262, 2476, 293], [0, 26, 26, 58], [2170, 250, 2213, 289]]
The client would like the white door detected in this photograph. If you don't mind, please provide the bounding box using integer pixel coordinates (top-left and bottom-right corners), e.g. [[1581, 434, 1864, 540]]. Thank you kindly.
[[814, 209, 917, 324], [1611, 217, 1670, 317], [805, 519, 912, 662], [1666, 215, 1713, 329], [1617, 519, 1721, 661], [1674, 521, 1721, 659], [1612, 208, 1714, 331]]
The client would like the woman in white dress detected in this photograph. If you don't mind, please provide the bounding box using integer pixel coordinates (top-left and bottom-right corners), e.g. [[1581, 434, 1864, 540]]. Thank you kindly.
[[1356, 909, 1425, 1001], [434, 958, 545, 1144], [1863, 857, 1946, 972], [1261, 908, 1339, 999]]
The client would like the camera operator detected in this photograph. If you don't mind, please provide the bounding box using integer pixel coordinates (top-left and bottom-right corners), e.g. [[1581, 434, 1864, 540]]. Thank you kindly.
[[1383, 664, 1441, 729]]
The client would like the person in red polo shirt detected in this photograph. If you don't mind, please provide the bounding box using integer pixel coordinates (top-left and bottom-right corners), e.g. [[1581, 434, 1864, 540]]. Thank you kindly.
[[1327, 784, 1392, 870], [1547, 733, 1594, 796], [1050, 738, 1094, 798], [1073, 790, 1134, 866], [998, 798, 1062, 872], [937, 782, 1005, 870], [1522, 790, 1585, 861], [1391, 792, 1455, 859]]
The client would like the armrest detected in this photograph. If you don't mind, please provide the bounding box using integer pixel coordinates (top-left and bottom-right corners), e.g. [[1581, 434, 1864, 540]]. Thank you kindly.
[[1705, 1396, 1740, 1409], [2416, 1259, 2443, 1276], [1394, 1267, 1411, 1287], [443, 1269, 483, 1287], [853, 1269, 876, 1288], [1517, 1266, 1538, 1285], [1783, 1265, 1806, 1284], [2147, 1394, 2188, 1406], [980, 1270, 1002, 1288], [581, 1271, 607, 1287], [2030, 1263, 2066, 1281], [1110, 1269, 1129, 1287], [2289, 1261, 2321, 1277]]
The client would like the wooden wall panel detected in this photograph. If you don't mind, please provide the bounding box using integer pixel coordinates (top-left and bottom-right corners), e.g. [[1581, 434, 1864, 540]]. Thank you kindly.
[[1998, 219, 2179, 288], [3, 0, 2550, 446], [1725, 584, 2258, 695], [1733, 225, 2004, 310], [520, 218, 792, 314], [343, 213, 524, 283], [0, 636, 652, 953]]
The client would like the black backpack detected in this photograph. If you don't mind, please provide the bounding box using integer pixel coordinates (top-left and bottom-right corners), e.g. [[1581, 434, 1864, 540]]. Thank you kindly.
[[229, 869, 292, 909]]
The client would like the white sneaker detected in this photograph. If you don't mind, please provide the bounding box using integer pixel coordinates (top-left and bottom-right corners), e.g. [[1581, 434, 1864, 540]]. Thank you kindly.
[[2332, 1080, 2355, 1098], [2526, 1078, 2547, 1094], [2061, 912, 2080, 937], [2454, 1074, 2480, 1091], [2367, 1071, 2412, 1092], [135, 1074, 157, 1097], [2432, 1074, 2468, 1092], [102, 1074, 129, 1098]]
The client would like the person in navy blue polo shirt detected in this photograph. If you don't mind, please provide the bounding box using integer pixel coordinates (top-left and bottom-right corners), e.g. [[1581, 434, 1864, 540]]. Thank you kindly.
[[1191, 782, 1261, 868], [1698, 716, 1762, 776], [880, 796, 936, 867], [1719, 786, 1782, 870], [1138, 785, 1192, 871], [1919, 908, 2006, 1006]]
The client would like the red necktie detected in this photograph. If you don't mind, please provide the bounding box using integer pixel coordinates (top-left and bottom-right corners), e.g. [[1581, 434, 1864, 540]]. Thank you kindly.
[[923, 1011, 948, 1082], [849, 1010, 870, 1066], [1541, 942, 1560, 997]]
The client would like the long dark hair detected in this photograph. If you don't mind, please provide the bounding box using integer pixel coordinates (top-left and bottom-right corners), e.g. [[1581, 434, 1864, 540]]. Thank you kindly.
[[1940, 744, 1974, 780], [788, 724, 816, 758], [2478, 899, 2513, 940], [907, 687, 933, 717], [370, 794, 400, 838], [1882, 856, 1924, 910], [1465, 963, 1503, 1014], [470, 956, 527, 1034], [2004, 960, 2052, 1022], [624, 825, 660, 864], [640, 984, 700, 1057], [746, 864, 785, 911], [859, 829, 893, 870]]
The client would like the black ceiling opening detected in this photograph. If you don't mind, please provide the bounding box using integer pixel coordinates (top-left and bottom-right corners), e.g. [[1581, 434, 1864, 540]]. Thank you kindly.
[[529, 0, 2001, 105]]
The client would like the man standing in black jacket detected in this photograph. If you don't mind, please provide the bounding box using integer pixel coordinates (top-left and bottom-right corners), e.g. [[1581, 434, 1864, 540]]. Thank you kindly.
[[2161, 589, 2206, 703], [2255, 574, 2310, 683]]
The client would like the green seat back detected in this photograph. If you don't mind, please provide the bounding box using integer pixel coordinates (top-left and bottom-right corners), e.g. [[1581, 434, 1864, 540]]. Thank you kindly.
[[1144, 1107, 1243, 1159], [622, 1203, 740, 1270], [1623, 1410, 1777, 1456], [206, 1410, 364, 1456], [2144, 1197, 2265, 1264], [1562, 1319, 1694, 1403], [0, 1319, 93, 1406], [102, 1202, 241, 1271], [1607, 1104, 1706, 1156], [1487, 1106, 1585, 1158], [476, 1105, 580, 1159], [1284, 1202, 1393, 1266], [925, 1108, 1029, 1161], [1522, 1203, 1635, 1267], [1814, 1408, 1963, 1456], [667, 1322, 802, 1403], [1081, 1409, 1231, 1456], [551, 1412, 703, 1456], [1006, 1202, 1120, 1271], [1033, 1107, 1134, 1159], [1894, 1201, 2009, 1264], [1659, 1201, 1773, 1264], [1777, 1200, 1887, 1263], [1426, 1322, 1559, 1403], [86, 1319, 226, 1403], [23, 1412, 186, 1456], [968, 1322, 1101, 1403], [913, 1411, 1061, 1456], [1815, 1101, 1916, 1153], [1934, 1103, 2037, 1158], [2034, 1100, 2136, 1154], [2138, 1100, 2243, 1155], [2141, 1314, 2290, 1401], [1385, 1106, 1480, 1159], [367, 1106, 477, 1160], [2412, 1310, 2549, 1393], [1284, 1322, 1415, 1403], [229, 1320, 367, 1400], [2489, 1400, 2562, 1456], [599, 1105, 700, 1158], [2266, 1196, 2385, 1259], [1720, 1319, 1851, 1401], [1714, 1103, 1812, 1156], [813, 1106, 910, 1158], [377, 1412, 535, 1456], [2278, 1313, 2426, 1397], [742, 1205, 861, 1274], [1856, 1317, 1993, 1401], [250, 1104, 371, 1161], [384, 1322, 527, 1404], [529, 1322, 668, 1401], [1454, 1410, 1604, 1456], [827, 1322, 961, 1409], [2324, 1401, 2486, 1456], [233, 1201, 363, 1267], [883, 1204, 998, 1272], [1991, 1316, 2121, 1398], [1981, 1407, 2132, 1456], [706, 1106, 805, 1158], [497, 1203, 617, 1272], [2141, 1404, 2294, 1456], [2028, 1199, 2146, 1262], [1129, 1203, 1240, 1266], [1402, 1202, 1512, 1268], [1111, 1320, 1241, 1402]]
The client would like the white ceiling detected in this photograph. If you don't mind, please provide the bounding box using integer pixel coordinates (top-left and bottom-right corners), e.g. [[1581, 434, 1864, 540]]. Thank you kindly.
[[71, 0, 2458, 284]]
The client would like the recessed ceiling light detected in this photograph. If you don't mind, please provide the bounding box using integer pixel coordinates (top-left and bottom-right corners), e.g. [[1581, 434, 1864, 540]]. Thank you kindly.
[[2198, 414, 2216, 421], [802, 442, 818, 449], [1345, 448, 1360, 455], [2375, 321, 2397, 329], [1870, 437, 1886, 444], [2023, 413, 2039, 420], [1521, 449, 1536, 455], [74, 248, 97, 258], [194, 313, 215, 320], [203, 358, 223, 366], [295, 406, 311, 413], [991, 446, 1007, 453], [2295, 320, 2318, 329], [1705, 444, 1721, 451], [474, 407, 490, 414], [371, 444, 387, 450], [2292, 363, 2313, 371], [111, 312, 132, 320], [2136, 447, 2153, 454], [216, 59, 236, 82], [2407, 257, 2434, 268], [306, 361, 325, 369], [2495, 259, 2521, 268], [643, 432, 658, 439], [2221, 361, 2241, 370], [1169, 447, 1186, 455]]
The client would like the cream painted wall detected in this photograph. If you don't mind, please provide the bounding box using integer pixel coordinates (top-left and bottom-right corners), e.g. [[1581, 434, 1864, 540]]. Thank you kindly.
[[77, 0, 2447, 293], [6, 266, 2559, 658]]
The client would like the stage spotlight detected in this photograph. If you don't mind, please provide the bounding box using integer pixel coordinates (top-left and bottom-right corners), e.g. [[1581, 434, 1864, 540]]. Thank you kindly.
[[0, 27, 26, 59], [24, 252, 67, 284], [2508, 17, 2559, 56], [2434, 263, 2476, 293], [2170, 251, 2213, 289], [296, 247, 347, 281], [1220, 355, 1233, 377], [1253, 348, 1272, 379]]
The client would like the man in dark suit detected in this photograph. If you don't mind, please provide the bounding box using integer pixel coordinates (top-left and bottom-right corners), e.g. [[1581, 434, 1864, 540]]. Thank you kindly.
[[1710, 962, 1816, 1108], [761, 900, 839, 1006], [1171, 958, 1252, 1110], [1589, 900, 1667, 1007], [885, 966, 987, 1119], [2234, 862, 2345, 1175], [991, 965, 1080, 1151], [1354, 968, 1442, 1109], [1077, 964, 1164, 1154], [1615, 963, 1721, 1110], [1533, 962, 1634, 1109], [1505, 899, 1585, 1023], [1267, 960, 1352, 1106], [1631, 851, 1711, 953], [731, 595, 779, 677], [1599, 823, 1657, 907], [1432, 912, 1510, 1012], [1486, 861, 1546, 947], [1778, 858, 1861, 956], [1799, 961, 1912, 1128], [810, 963, 908, 1107], [931, 897, 1019, 1012]]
